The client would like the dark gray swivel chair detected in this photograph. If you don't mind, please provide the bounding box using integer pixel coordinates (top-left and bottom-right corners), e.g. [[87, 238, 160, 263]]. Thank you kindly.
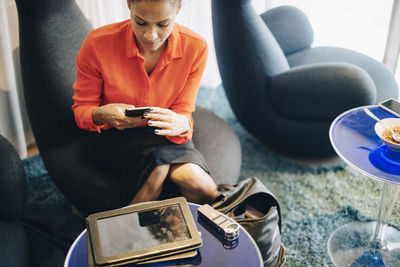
[[0, 135, 29, 267], [15, 0, 241, 216], [212, 1, 399, 158]]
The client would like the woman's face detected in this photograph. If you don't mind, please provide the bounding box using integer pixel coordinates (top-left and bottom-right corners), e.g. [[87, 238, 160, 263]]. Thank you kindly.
[[127, 0, 180, 53]]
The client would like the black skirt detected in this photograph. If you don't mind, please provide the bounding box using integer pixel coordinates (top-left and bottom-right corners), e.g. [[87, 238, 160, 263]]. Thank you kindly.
[[79, 127, 209, 198]]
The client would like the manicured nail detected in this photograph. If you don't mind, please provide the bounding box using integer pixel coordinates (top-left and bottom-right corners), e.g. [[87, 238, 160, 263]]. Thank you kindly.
[[148, 121, 152, 126], [141, 116, 145, 119], [154, 130, 159, 134]]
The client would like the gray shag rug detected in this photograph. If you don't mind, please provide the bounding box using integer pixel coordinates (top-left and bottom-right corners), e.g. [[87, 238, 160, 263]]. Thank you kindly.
[[23, 86, 400, 266]]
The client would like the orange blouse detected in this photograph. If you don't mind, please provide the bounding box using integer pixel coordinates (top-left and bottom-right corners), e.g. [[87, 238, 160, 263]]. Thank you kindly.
[[72, 20, 208, 144]]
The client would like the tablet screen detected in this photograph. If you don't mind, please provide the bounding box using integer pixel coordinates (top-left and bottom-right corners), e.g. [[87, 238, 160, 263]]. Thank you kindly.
[[97, 204, 191, 257]]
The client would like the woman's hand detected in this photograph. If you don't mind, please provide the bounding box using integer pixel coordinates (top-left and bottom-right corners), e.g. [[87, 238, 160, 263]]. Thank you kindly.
[[92, 103, 148, 130], [145, 107, 190, 136]]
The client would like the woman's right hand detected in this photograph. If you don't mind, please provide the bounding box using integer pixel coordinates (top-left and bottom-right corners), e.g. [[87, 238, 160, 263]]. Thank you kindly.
[[92, 103, 148, 130]]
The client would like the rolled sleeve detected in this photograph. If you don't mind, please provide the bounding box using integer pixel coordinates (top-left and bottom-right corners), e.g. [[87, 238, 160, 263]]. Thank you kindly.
[[167, 42, 208, 144], [72, 34, 106, 132]]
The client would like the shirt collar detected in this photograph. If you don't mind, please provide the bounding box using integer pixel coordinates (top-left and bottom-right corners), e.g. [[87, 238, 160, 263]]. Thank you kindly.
[[125, 21, 183, 59]]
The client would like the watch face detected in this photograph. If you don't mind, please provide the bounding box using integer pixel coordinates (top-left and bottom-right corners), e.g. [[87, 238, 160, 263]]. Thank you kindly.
[[224, 223, 239, 234]]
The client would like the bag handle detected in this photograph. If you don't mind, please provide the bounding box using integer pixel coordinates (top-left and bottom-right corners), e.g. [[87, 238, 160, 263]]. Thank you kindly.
[[212, 178, 282, 230]]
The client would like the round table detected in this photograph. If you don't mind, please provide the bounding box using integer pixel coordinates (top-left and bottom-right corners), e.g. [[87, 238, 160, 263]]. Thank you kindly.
[[329, 105, 400, 267], [64, 203, 263, 267]]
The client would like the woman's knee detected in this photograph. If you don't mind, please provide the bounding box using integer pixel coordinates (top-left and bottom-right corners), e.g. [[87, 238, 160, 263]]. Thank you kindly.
[[152, 164, 170, 176], [170, 164, 217, 193], [147, 164, 170, 185], [169, 163, 205, 184]]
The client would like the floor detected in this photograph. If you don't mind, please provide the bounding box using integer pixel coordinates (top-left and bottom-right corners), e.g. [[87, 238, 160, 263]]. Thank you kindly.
[[26, 142, 343, 166], [285, 154, 344, 166]]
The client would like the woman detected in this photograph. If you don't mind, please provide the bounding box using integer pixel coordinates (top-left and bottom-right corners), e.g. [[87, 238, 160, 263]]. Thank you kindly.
[[72, 0, 219, 205]]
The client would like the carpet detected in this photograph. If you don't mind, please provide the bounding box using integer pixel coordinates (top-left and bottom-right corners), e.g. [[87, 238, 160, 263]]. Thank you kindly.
[[23, 86, 400, 266]]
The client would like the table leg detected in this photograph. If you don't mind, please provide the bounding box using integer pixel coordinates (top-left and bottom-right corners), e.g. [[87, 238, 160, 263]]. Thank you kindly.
[[327, 182, 400, 267], [371, 183, 399, 248]]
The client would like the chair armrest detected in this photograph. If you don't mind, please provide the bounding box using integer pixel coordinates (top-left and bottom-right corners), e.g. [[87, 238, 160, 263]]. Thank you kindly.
[[269, 63, 377, 120], [260, 6, 314, 55]]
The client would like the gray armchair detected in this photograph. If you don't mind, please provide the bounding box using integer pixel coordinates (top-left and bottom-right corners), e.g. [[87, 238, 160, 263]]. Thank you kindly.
[[0, 135, 29, 267], [212, 1, 398, 157]]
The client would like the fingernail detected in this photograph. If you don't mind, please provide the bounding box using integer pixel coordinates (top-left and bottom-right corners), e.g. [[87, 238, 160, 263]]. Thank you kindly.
[[154, 130, 159, 134], [141, 116, 145, 119], [148, 121, 152, 126]]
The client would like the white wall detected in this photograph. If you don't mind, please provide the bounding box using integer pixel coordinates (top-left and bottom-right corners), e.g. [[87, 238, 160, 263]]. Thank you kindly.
[[0, 0, 30, 157], [269, 0, 393, 62]]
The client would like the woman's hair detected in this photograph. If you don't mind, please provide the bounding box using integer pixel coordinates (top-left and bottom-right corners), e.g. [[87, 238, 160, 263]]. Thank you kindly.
[[130, 0, 182, 8]]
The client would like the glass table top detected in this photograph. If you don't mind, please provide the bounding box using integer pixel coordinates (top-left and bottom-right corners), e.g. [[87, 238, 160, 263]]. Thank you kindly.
[[330, 105, 400, 185]]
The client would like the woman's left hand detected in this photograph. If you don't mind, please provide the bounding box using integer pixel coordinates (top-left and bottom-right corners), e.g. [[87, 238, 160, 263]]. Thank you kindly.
[[145, 107, 190, 136]]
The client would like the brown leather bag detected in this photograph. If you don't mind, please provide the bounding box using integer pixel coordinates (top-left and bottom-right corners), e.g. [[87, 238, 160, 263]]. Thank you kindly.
[[211, 177, 285, 267]]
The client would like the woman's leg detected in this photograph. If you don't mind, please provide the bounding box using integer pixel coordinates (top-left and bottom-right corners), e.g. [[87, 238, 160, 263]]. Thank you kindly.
[[130, 164, 170, 204], [168, 163, 219, 204]]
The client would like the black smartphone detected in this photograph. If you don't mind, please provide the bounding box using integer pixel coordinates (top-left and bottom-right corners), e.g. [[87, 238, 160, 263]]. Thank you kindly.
[[379, 98, 400, 117], [125, 107, 151, 117]]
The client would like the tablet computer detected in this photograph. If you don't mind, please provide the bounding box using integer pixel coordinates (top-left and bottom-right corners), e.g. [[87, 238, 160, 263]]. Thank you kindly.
[[86, 197, 202, 266]]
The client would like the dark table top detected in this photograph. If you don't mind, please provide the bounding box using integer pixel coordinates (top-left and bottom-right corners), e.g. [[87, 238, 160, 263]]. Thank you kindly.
[[64, 203, 263, 267]]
